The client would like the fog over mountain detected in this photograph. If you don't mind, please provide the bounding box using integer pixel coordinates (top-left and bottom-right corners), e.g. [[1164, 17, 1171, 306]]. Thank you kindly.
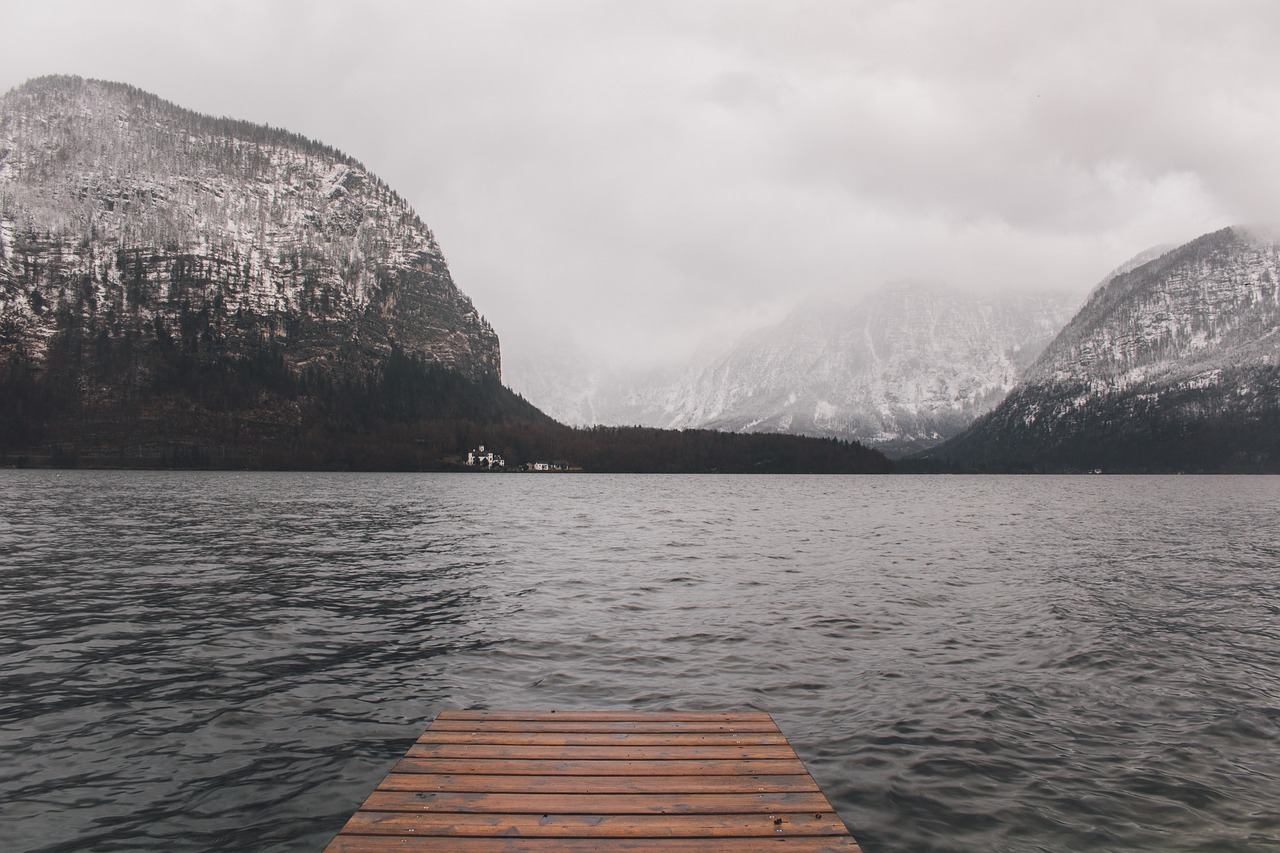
[[507, 284, 1080, 455], [5, 3, 1280, 472], [4, 2, 1279, 382], [0, 75, 892, 474], [933, 226, 1280, 471]]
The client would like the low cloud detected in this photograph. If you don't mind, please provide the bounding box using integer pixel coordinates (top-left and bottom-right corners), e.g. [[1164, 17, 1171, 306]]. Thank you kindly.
[[3, 0, 1277, 369]]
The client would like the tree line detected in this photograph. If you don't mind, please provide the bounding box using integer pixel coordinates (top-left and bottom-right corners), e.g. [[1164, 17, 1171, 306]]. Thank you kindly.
[[1, 317, 890, 473]]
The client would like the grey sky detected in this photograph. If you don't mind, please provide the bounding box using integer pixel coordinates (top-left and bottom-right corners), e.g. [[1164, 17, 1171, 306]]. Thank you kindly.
[[4, 1, 1278, 369]]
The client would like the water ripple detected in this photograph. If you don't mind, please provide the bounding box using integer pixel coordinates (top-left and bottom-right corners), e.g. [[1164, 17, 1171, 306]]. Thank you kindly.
[[1, 472, 1279, 852]]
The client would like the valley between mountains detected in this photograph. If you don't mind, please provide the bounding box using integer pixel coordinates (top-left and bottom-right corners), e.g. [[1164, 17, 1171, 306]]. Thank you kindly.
[[3, 76, 1277, 472]]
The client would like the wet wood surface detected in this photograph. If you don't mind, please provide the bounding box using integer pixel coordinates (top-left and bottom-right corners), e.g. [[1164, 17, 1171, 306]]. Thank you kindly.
[[325, 709, 861, 852]]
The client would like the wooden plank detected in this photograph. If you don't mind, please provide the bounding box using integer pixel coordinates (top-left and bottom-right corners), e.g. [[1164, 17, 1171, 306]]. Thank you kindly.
[[416, 731, 790, 746], [427, 720, 782, 733], [359, 790, 837, 814], [327, 838, 860, 852], [437, 706, 778, 722], [377, 773, 821, 794], [338, 810, 852, 838], [392, 757, 810, 776], [438, 710, 775, 723], [407, 743, 798, 760], [327, 710, 860, 852]]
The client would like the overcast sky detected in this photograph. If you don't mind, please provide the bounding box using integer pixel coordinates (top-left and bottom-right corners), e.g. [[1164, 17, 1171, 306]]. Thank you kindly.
[[4, 1, 1279, 370]]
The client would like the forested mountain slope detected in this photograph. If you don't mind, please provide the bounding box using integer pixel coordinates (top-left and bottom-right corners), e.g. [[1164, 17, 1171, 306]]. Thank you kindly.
[[0, 75, 518, 465], [0, 76, 891, 473], [930, 227, 1280, 472]]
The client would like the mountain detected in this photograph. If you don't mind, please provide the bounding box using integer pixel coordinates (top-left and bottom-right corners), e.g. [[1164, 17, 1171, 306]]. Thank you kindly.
[[0, 76, 891, 474], [1, 75, 500, 377], [930, 226, 1280, 472], [509, 284, 1079, 456], [0, 75, 536, 466]]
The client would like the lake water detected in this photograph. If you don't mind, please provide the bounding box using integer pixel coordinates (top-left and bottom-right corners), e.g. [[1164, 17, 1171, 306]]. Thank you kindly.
[[1, 471, 1278, 852]]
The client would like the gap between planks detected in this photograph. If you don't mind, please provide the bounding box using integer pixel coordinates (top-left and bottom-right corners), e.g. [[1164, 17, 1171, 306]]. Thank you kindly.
[[326, 710, 861, 852]]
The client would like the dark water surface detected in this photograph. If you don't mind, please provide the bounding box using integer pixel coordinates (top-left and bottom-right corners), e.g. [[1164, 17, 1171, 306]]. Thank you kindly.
[[1, 472, 1278, 852]]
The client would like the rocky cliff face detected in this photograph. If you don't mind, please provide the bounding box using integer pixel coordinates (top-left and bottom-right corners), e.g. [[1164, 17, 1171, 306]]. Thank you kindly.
[[0, 75, 500, 390], [934, 227, 1280, 471], [510, 284, 1078, 455]]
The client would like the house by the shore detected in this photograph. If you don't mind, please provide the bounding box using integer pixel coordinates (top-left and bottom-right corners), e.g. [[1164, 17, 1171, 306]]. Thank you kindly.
[[465, 445, 505, 469]]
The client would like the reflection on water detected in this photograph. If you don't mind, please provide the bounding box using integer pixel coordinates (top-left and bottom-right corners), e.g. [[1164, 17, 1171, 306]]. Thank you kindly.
[[1, 472, 1278, 852]]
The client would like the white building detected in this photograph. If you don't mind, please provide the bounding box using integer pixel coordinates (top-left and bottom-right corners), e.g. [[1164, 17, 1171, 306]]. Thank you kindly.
[[465, 445, 505, 469]]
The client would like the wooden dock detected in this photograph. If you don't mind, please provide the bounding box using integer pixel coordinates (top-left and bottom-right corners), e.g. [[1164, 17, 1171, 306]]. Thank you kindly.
[[325, 709, 861, 851]]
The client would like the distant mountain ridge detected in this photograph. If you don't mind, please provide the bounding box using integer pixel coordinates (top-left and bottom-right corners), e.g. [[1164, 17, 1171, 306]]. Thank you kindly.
[[509, 284, 1079, 455], [0, 75, 892, 474], [932, 226, 1280, 472]]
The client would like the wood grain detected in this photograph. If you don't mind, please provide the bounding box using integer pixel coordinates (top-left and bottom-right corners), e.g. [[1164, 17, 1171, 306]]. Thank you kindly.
[[392, 757, 811, 776], [416, 732, 790, 746], [360, 790, 840, 815], [338, 810, 851, 837], [324, 710, 861, 852], [327, 838, 861, 852], [427, 720, 782, 733], [407, 743, 798, 760]]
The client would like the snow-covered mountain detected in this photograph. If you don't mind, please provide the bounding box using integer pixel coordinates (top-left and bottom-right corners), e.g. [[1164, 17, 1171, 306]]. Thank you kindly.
[[933, 226, 1280, 472], [0, 75, 500, 384], [508, 284, 1080, 455], [0, 75, 525, 465]]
